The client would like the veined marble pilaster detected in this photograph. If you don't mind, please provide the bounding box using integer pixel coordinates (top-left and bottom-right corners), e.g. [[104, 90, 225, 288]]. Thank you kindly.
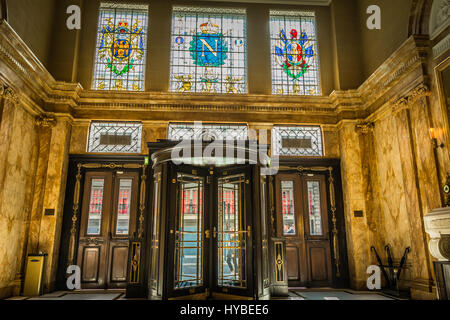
[[354, 121, 384, 260], [37, 117, 72, 292], [338, 121, 371, 289]]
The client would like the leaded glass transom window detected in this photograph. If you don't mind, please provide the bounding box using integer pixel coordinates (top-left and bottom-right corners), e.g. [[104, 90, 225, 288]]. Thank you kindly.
[[272, 126, 323, 156], [88, 122, 142, 153], [168, 123, 248, 141], [92, 3, 149, 91], [270, 10, 321, 95], [170, 6, 247, 94]]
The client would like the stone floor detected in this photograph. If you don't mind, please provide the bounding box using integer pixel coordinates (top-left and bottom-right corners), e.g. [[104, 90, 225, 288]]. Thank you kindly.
[[277, 288, 396, 300], [5, 288, 397, 300]]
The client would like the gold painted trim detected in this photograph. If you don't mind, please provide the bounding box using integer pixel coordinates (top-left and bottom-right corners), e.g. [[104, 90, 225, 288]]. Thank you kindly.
[[138, 165, 147, 239], [274, 241, 284, 283], [328, 167, 340, 278], [68, 163, 82, 266], [129, 241, 141, 284]]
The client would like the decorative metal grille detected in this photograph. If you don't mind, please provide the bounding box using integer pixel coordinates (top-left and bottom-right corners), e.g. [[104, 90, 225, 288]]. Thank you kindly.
[[92, 3, 149, 91], [272, 126, 323, 156], [169, 6, 247, 94], [168, 123, 248, 141], [88, 122, 142, 153], [270, 10, 321, 96]]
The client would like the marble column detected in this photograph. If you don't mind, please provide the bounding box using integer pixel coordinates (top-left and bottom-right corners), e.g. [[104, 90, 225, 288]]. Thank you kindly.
[[35, 116, 72, 292], [355, 122, 384, 260], [338, 121, 371, 289]]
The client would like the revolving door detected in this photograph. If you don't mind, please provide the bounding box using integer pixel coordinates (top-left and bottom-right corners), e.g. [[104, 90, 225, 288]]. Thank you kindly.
[[148, 141, 270, 300]]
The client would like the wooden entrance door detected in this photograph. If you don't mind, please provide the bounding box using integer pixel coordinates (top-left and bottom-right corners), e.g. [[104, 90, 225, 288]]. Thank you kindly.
[[77, 171, 139, 289], [276, 173, 332, 287]]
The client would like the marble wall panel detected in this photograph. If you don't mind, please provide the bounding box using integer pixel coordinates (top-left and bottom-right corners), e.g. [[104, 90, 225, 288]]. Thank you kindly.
[[372, 115, 413, 260], [69, 124, 89, 154], [323, 129, 340, 158], [0, 103, 39, 299]]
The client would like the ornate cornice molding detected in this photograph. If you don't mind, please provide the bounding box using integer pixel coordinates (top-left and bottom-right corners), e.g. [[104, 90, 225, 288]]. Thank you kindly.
[[0, 81, 18, 105], [392, 83, 431, 115], [355, 122, 375, 135], [358, 36, 429, 113], [35, 115, 57, 128]]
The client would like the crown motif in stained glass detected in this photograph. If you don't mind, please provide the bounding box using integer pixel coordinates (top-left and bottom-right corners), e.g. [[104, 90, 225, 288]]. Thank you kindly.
[[200, 20, 220, 34], [189, 19, 228, 68]]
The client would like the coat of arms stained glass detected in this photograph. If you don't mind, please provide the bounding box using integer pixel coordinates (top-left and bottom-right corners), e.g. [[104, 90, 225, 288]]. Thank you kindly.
[[170, 7, 247, 94], [270, 11, 321, 96], [92, 3, 149, 91]]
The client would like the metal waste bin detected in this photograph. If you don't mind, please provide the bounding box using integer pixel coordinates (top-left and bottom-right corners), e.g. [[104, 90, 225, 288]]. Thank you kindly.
[[23, 253, 47, 296]]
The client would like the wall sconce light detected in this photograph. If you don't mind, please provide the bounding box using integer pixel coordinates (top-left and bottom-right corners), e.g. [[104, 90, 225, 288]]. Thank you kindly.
[[429, 128, 445, 149]]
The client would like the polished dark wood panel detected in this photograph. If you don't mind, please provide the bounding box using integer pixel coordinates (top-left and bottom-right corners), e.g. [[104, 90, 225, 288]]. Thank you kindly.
[[286, 246, 300, 281], [276, 173, 333, 287], [76, 170, 139, 289], [110, 246, 129, 282], [81, 247, 100, 282]]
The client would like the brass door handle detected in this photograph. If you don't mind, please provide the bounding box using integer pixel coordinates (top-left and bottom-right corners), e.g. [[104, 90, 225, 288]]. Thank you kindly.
[[213, 227, 217, 239], [205, 229, 210, 239], [247, 226, 251, 239]]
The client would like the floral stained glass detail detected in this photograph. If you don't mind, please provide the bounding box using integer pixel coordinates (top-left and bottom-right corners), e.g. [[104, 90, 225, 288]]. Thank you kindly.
[[170, 6, 247, 94], [92, 3, 149, 91], [270, 11, 320, 95]]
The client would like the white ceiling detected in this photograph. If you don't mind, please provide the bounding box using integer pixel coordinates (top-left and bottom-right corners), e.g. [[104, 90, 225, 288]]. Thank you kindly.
[[188, 0, 331, 6]]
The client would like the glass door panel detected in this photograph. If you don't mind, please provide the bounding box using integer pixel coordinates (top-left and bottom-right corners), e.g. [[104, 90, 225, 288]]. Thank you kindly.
[[174, 173, 204, 289], [87, 179, 105, 235], [306, 180, 323, 236], [115, 179, 133, 235], [281, 181, 296, 236], [217, 174, 247, 289]]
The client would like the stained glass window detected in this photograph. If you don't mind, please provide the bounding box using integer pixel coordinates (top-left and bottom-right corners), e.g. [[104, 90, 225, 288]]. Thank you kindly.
[[272, 125, 323, 156], [170, 6, 247, 94], [168, 123, 248, 141], [88, 122, 142, 153], [92, 3, 149, 91], [270, 10, 321, 95]]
